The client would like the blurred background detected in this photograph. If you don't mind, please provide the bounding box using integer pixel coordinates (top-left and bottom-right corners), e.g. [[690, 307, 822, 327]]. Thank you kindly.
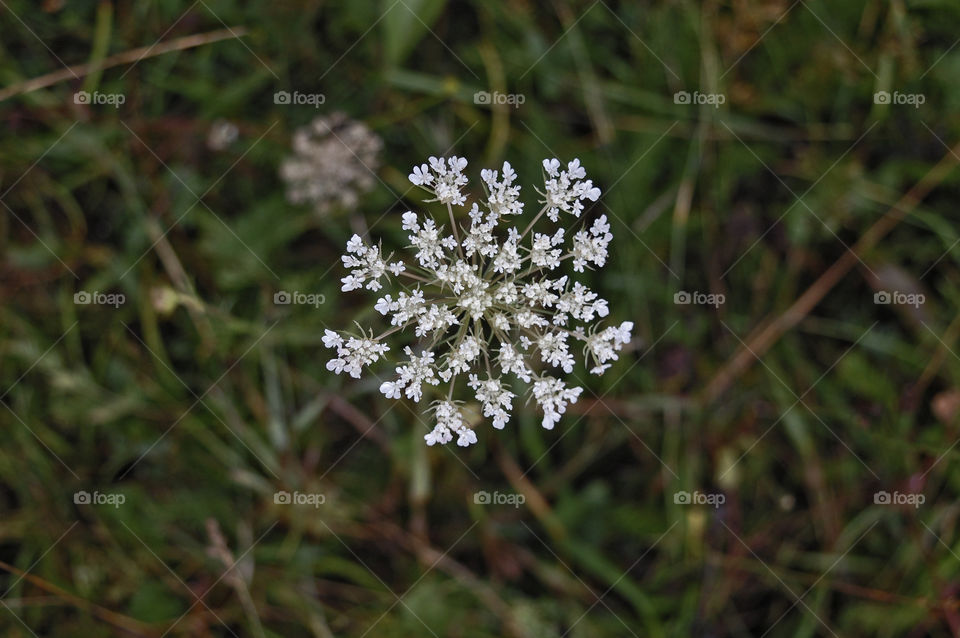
[[2, 0, 960, 636]]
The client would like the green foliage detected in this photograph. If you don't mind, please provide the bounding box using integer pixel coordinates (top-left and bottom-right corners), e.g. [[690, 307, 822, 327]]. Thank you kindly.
[[2, 0, 960, 636]]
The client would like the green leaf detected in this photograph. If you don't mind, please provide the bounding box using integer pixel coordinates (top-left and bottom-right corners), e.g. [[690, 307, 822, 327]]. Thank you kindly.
[[381, 0, 448, 67], [128, 581, 186, 623]]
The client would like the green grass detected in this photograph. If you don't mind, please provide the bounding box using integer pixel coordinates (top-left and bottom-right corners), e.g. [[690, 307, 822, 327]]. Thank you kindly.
[[3, 0, 960, 636]]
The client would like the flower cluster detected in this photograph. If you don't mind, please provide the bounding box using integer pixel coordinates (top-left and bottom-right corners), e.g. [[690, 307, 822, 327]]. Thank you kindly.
[[280, 112, 382, 215], [324, 157, 633, 446]]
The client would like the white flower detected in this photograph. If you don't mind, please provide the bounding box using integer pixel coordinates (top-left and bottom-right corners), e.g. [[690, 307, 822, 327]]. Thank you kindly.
[[586, 321, 634, 374], [468, 374, 514, 429], [409, 156, 469, 206], [324, 334, 389, 379], [408, 164, 432, 186], [532, 376, 582, 430], [425, 400, 477, 447], [441, 336, 482, 382], [572, 214, 612, 272], [530, 229, 565, 270], [340, 235, 405, 292], [540, 158, 602, 221], [481, 161, 524, 218], [325, 157, 632, 445], [280, 113, 382, 215], [462, 204, 499, 258], [322, 329, 343, 349], [537, 331, 574, 374], [492, 228, 522, 274], [415, 304, 458, 337], [498, 342, 532, 383], [383, 347, 440, 402]]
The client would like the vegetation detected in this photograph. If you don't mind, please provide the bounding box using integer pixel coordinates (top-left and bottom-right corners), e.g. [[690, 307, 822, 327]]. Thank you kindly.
[[2, 0, 960, 635]]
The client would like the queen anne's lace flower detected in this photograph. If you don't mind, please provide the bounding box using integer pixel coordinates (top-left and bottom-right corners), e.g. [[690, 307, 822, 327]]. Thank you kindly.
[[540, 158, 601, 221], [280, 113, 383, 215], [325, 157, 633, 446]]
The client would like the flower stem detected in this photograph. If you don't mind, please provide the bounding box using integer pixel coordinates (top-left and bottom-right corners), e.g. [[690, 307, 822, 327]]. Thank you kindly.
[[398, 270, 431, 283], [518, 203, 550, 242], [447, 202, 465, 260]]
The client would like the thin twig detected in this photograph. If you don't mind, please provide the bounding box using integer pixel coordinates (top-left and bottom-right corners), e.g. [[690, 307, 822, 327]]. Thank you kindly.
[[326, 395, 390, 451], [0, 27, 249, 102], [0, 559, 156, 636], [702, 139, 960, 404]]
